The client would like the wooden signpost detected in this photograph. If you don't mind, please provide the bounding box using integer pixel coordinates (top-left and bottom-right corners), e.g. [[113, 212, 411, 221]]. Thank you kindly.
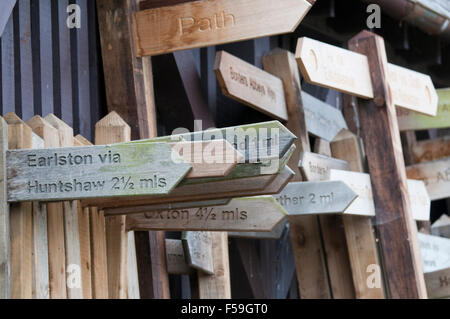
[[418, 233, 450, 274], [302, 92, 348, 142], [182, 232, 214, 275], [406, 157, 450, 201], [298, 151, 349, 181], [214, 51, 288, 121], [126, 196, 287, 232], [397, 88, 450, 131], [296, 37, 438, 116], [425, 268, 450, 299], [275, 181, 357, 215], [132, 0, 315, 56]]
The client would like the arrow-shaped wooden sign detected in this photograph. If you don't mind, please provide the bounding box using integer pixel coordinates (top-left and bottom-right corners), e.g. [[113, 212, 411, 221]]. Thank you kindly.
[[397, 88, 450, 131], [132, 0, 315, 56], [298, 151, 349, 181], [431, 214, 450, 239], [329, 169, 431, 221], [7, 142, 192, 202], [296, 37, 438, 116], [126, 196, 287, 232], [165, 239, 192, 275], [406, 157, 450, 201], [182, 232, 214, 275], [275, 181, 357, 215], [228, 220, 288, 240], [302, 92, 348, 142], [214, 51, 288, 121]]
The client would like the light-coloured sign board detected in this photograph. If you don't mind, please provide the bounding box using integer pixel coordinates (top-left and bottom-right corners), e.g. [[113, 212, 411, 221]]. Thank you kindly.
[[329, 169, 430, 221], [298, 151, 349, 181], [165, 239, 192, 275], [215, 51, 288, 121], [296, 37, 438, 116], [418, 233, 450, 273], [132, 0, 314, 56], [182, 232, 214, 275], [425, 268, 450, 299], [275, 181, 357, 215], [126, 196, 287, 232], [397, 88, 450, 131], [406, 157, 450, 201], [7, 143, 191, 202], [302, 92, 348, 142]]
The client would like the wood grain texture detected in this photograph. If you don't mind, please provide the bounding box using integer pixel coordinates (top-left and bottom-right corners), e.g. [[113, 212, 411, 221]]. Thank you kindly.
[[165, 239, 191, 275], [198, 232, 231, 299], [89, 207, 108, 299], [262, 48, 330, 299], [299, 151, 349, 181], [95, 112, 130, 299], [412, 136, 450, 164], [330, 129, 385, 299], [5, 113, 33, 299], [27, 116, 66, 299], [0, 117, 10, 299], [348, 31, 427, 299], [215, 51, 288, 121], [132, 0, 313, 56]]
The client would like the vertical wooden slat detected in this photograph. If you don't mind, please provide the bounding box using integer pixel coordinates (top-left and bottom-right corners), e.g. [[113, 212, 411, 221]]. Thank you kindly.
[[0, 117, 10, 299], [5, 113, 33, 299], [45, 114, 83, 299], [27, 115, 66, 299], [348, 31, 427, 299], [263, 49, 331, 299], [95, 112, 130, 299], [330, 129, 386, 299]]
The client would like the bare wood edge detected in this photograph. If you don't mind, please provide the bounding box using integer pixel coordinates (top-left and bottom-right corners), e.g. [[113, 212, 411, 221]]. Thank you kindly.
[[0, 117, 10, 298]]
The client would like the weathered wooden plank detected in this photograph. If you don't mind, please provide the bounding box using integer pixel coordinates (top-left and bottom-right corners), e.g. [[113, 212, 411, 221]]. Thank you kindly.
[[27, 115, 66, 299], [132, 0, 314, 56], [0, 117, 10, 299], [182, 232, 214, 275], [348, 30, 427, 299], [197, 232, 231, 299], [214, 51, 288, 121], [126, 196, 287, 232], [45, 115, 82, 299], [165, 239, 191, 275], [412, 136, 450, 164], [298, 151, 349, 181], [406, 157, 450, 201], [89, 207, 108, 299], [228, 219, 287, 240], [5, 113, 33, 299], [397, 88, 450, 131], [431, 214, 450, 239], [425, 268, 450, 299], [301, 92, 348, 142], [418, 233, 450, 273], [127, 230, 140, 299]]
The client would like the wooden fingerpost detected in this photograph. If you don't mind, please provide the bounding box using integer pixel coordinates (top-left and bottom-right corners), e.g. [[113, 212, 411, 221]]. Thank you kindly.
[[27, 116, 66, 299], [75, 135, 108, 299], [348, 31, 427, 299], [331, 129, 386, 298], [5, 113, 33, 299], [263, 49, 331, 298], [0, 117, 10, 299], [95, 112, 131, 299], [45, 114, 83, 299], [313, 138, 355, 299]]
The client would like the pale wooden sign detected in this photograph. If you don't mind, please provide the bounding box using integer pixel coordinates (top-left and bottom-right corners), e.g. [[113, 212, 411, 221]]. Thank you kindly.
[[431, 215, 450, 239], [296, 37, 374, 99], [7, 143, 192, 202], [406, 157, 450, 201], [418, 233, 450, 273], [215, 51, 288, 121], [228, 220, 287, 240], [133, 0, 314, 56], [182, 232, 214, 275], [388, 63, 438, 116], [329, 169, 430, 220], [126, 196, 287, 232], [296, 37, 438, 116], [275, 181, 357, 215], [165, 239, 192, 275], [425, 268, 450, 299], [412, 136, 450, 164], [299, 151, 349, 181], [302, 92, 348, 142], [397, 88, 450, 131]]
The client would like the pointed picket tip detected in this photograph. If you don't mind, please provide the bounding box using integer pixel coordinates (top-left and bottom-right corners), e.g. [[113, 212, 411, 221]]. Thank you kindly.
[[331, 129, 355, 142], [4, 112, 26, 125], [75, 135, 93, 146], [95, 111, 130, 129], [27, 115, 50, 129], [44, 114, 73, 132]]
